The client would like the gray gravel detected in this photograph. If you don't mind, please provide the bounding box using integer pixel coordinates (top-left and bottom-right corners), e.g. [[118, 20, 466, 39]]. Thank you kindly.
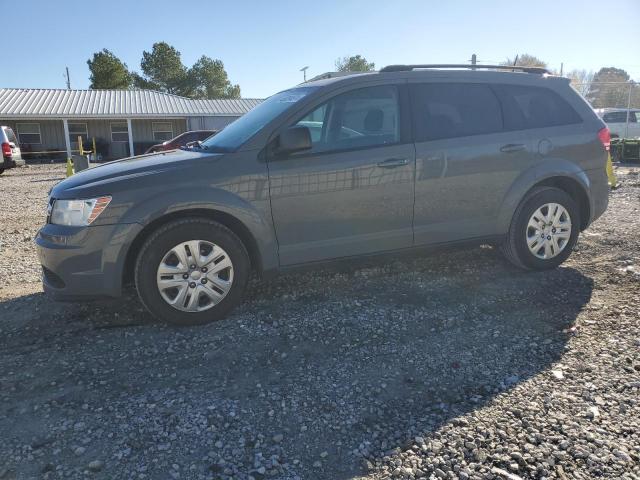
[[0, 164, 639, 480]]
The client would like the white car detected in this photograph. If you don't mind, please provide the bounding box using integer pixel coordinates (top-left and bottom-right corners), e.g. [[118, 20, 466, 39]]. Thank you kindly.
[[1, 126, 24, 174], [594, 108, 640, 139]]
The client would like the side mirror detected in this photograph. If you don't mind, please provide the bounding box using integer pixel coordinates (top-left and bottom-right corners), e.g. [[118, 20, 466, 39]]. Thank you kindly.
[[277, 126, 312, 155]]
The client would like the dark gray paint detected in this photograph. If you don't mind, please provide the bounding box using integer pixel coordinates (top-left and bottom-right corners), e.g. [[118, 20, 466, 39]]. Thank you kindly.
[[36, 69, 610, 300]]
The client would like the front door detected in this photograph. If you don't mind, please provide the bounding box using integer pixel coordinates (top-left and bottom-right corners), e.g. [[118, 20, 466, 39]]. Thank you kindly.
[[268, 84, 415, 266]]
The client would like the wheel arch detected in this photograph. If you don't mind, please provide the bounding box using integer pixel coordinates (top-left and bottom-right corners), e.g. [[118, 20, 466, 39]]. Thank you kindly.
[[122, 208, 264, 286], [532, 176, 590, 231], [498, 161, 593, 234]]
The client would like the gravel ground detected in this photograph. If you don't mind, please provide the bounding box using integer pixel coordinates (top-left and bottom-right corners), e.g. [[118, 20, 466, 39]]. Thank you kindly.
[[0, 164, 638, 480]]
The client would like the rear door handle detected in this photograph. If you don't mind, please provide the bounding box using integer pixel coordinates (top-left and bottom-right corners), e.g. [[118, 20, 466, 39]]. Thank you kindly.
[[500, 143, 526, 153], [376, 158, 409, 168]]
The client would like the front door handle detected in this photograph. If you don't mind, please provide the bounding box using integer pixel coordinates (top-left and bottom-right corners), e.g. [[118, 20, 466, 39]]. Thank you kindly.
[[500, 143, 526, 153], [376, 158, 409, 168]]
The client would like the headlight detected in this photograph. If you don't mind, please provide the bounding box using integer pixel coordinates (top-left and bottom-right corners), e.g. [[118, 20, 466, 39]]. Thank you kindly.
[[50, 196, 112, 226]]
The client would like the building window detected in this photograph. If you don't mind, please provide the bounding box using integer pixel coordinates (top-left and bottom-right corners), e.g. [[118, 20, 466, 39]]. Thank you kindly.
[[152, 122, 173, 141], [16, 123, 41, 144], [68, 123, 88, 145], [111, 122, 129, 142]]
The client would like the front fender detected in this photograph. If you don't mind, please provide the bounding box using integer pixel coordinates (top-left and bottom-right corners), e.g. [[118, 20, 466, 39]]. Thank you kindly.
[[117, 186, 279, 273], [496, 158, 591, 233]]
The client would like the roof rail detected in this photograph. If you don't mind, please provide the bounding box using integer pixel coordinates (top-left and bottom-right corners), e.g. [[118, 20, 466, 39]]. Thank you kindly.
[[379, 64, 550, 74]]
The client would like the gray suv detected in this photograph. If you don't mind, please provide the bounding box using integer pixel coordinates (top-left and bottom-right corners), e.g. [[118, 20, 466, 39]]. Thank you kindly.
[[36, 64, 610, 325]]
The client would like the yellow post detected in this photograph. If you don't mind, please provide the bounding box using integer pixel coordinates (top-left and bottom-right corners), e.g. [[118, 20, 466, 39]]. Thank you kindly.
[[66, 157, 74, 177], [78, 135, 83, 155], [606, 153, 617, 189], [92, 137, 97, 160]]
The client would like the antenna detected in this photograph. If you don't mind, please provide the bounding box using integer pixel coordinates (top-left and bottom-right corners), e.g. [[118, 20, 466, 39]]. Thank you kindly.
[[64, 67, 71, 89], [299, 66, 309, 82]]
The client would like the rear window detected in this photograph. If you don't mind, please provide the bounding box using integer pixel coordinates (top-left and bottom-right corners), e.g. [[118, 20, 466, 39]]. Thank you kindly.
[[410, 83, 503, 141], [494, 84, 582, 130], [603, 111, 637, 123]]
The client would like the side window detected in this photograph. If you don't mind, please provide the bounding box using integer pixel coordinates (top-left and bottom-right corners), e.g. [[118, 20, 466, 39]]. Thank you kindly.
[[410, 83, 503, 141], [494, 84, 582, 130], [603, 112, 627, 123], [294, 85, 400, 153], [5, 127, 19, 144]]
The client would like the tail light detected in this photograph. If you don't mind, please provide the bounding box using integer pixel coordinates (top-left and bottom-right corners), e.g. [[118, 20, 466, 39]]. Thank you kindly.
[[597, 127, 611, 152], [1, 142, 12, 158]]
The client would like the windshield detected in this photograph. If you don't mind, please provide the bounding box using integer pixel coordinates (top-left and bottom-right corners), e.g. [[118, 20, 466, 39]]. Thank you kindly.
[[200, 86, 318, 152]]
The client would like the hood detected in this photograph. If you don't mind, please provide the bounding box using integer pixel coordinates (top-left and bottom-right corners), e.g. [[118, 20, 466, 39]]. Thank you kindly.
[[51, 150, 220, 196]]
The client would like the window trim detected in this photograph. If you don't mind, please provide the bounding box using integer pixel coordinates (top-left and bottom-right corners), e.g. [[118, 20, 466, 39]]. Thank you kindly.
[[152, 122, 174, 142], [16, 123, 42, 145], [110, 122, 129, 143], [278, 84, 407, 159]]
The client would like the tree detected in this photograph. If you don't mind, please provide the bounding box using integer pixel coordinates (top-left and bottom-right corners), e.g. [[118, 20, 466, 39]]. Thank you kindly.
[[502, 54, 547, 68], [87, 49, 132, 89], [335, 55, 375, 72], [566, 69, 595, 96], [138, 42, 189, 95], [188, 56, 241, 99], [587, 67, 632, 108]]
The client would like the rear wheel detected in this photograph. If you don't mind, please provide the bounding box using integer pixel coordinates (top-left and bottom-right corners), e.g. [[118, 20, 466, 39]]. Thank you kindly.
[[0, 168, 4, 175], [135, 218, 250, 325], [501, 187, 580, 270]]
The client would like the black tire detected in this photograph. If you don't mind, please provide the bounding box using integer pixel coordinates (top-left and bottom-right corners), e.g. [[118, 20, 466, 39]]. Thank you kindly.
[[0, 168, 4, 175], [135, 218, 250, 326], [501, 187, 580, 271]]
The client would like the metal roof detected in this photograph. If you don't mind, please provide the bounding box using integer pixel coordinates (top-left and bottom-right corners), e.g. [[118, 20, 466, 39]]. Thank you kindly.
[[0, 88, 262, 119]]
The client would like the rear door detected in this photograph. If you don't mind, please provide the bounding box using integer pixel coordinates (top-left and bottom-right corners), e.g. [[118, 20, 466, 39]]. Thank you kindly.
[[268, 84, 415, 265], [4, 128, 22, 165], [409, 81, 533, 245]]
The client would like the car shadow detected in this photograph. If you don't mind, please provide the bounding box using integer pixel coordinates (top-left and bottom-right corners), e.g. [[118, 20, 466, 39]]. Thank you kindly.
[[0, 246, 593, 479]]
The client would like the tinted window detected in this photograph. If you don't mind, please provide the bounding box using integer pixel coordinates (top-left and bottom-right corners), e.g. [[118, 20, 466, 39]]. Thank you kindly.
[[196, 131, 216, 140], [603, 112, 628, 123], [4, 128, 18, 144], [494, 84, 582, 129], [294, 85, 400, 153], [410, 83, 503, 141]]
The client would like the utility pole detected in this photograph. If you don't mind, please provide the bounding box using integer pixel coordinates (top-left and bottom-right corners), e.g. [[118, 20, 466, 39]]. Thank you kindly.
[[560, 62, 564, 76], [625, 81, 633, 139], [471, 53, 477, 69], [299, 66, 309, 82], [64, 67, 71, 89]]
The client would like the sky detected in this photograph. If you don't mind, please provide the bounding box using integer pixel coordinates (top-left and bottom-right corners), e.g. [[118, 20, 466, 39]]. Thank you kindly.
[[2, 0, 639, 98]]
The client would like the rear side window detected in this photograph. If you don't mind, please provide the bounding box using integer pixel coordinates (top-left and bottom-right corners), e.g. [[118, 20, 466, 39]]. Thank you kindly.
[[4, 127, 18, 144], [494, 84, 582, 130], [410, 83, 503, 141]]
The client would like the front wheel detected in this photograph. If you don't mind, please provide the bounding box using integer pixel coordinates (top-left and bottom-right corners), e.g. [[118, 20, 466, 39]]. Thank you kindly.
[[135, 218, 250, 325], [501, 187, 580, 270]]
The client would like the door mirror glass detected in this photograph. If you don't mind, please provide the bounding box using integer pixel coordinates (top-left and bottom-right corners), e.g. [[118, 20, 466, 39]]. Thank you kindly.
[[278, 126, 312, 154]]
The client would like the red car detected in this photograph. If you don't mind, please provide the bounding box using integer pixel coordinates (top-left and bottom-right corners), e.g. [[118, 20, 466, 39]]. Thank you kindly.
[[145, 130, 217, 154]]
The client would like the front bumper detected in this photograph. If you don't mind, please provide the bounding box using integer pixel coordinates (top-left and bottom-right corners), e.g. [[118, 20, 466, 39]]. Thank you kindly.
[[36, 222, 142, 301]]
